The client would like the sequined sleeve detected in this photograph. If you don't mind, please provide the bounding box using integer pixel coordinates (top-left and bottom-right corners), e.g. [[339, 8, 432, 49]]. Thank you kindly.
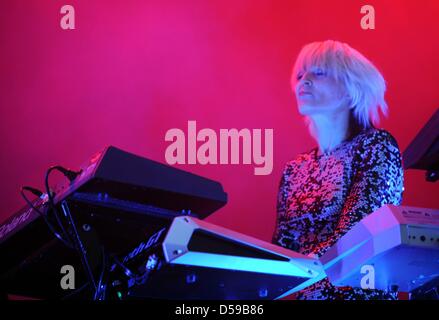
[[312, 130, 404, 255], [272, 165, 288, 243]]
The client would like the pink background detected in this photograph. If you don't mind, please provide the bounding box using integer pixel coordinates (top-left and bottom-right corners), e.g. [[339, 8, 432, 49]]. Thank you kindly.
[[1, 0, 438, 242]]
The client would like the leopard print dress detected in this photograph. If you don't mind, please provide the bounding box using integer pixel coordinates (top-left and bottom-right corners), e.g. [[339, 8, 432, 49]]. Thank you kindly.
[[272, 128, 404, 300]]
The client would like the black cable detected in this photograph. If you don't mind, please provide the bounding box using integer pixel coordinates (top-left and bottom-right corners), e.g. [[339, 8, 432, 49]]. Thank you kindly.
[[93, 247, 107, 300], [20, 186, 72, 248], [22, 186, 43, 198], [44, 166, 76, 243], [43, 166, 81, 247], [44, 165, 101, 296], [111, 255, 139, 279], [60, 200, 98, 293], [60, 282, 90, 300]]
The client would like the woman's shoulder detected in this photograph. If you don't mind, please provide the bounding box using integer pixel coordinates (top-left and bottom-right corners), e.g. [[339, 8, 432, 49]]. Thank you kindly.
[[282, 128, 401, 172], [282, 148, 316, 173], [355, 127, 401, 154], [350, 127, 403, 177]]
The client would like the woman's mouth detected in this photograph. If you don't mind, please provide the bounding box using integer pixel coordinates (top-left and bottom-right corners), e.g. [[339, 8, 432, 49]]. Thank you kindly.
[[298, 90, 313, 97]]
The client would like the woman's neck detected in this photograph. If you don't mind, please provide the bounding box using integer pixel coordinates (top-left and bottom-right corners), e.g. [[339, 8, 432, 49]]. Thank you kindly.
[[309, 110, 351, 155]]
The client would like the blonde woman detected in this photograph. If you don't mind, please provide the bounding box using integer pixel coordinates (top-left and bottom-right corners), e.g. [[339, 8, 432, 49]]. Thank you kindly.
[[272, 40, 404, 300]]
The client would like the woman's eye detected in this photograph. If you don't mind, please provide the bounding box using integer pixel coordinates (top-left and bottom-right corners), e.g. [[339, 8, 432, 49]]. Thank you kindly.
[[296, 74, 303, 80], [314, 69, 326, 76]]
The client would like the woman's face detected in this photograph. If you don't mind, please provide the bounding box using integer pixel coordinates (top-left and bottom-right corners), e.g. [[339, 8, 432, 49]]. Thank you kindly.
[[293, 65, 349, 116]]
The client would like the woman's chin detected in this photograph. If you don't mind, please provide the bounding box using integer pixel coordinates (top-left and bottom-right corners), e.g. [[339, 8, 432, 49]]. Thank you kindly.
[[298, 105, 317, 116]]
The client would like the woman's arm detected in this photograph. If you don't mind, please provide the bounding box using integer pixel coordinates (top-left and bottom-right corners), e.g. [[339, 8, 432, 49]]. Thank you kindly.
[[271, 164, 290, 244], [312, 130, 404, 256]]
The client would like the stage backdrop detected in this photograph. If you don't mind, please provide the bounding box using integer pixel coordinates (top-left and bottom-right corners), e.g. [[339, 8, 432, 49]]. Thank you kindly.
[[1, 0, 438, 243]]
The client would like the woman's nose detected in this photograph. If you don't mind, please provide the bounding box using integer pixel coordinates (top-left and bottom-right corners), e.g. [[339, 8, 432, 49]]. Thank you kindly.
[[301, 72, 313, 87], [303, 78, 312, 86], [298, 72, 312, 87]]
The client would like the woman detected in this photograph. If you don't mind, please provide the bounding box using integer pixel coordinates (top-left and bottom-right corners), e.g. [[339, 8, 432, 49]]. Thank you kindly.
[[272, 40, 404, 300]]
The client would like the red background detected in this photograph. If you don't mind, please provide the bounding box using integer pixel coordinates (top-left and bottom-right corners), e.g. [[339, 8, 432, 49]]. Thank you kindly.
[[1, 0, 438, 242]]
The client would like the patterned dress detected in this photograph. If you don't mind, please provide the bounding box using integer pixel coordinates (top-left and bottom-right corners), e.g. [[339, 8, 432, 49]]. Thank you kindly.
[[272, 127, 404, 300]]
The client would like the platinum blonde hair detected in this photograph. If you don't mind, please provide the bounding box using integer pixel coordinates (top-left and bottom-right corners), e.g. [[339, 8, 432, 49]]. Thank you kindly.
[[292, 40, 388, 128]]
